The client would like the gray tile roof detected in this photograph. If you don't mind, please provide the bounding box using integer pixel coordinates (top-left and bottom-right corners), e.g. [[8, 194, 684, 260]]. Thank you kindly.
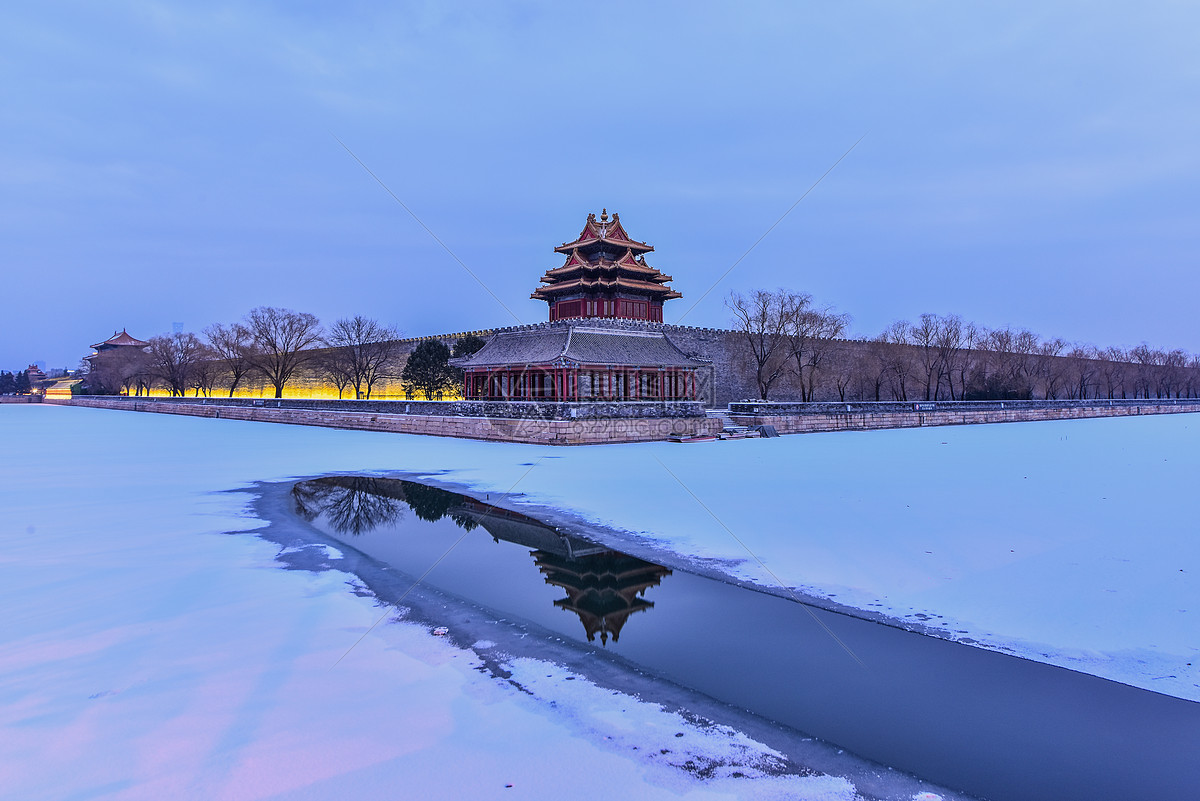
[[450, 327, 571, 368], [451, 322, 708, 369], [564, 328, 704, 367]]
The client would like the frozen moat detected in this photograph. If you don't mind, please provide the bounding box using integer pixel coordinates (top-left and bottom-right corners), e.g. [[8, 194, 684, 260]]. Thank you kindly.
[[272, 475, 1200, 801]]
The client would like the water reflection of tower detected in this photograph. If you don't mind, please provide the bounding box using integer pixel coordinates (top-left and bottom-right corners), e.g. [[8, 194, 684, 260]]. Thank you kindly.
[[534, 551, 671, 645]]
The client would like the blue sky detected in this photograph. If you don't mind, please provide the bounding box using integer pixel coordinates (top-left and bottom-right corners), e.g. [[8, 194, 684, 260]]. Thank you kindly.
[[3, 1, 1198, 369]]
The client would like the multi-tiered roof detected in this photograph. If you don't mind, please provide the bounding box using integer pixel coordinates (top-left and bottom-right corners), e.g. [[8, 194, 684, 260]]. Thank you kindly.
[[534, 549, 672, 645], [452, 210, 707, 402], [533, 210, 681, 322]]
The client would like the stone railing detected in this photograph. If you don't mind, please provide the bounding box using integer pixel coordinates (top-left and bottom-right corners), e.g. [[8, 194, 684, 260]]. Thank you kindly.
[[729, 398, 1200, 415], [728, 398, 1200, 434], [70, 395, 707, 420]]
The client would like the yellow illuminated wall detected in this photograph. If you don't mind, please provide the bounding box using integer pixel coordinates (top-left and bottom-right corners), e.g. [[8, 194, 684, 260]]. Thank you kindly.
[[138, 370, 464, 401]]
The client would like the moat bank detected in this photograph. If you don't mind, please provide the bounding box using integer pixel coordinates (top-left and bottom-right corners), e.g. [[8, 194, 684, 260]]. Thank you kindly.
[[49, 396, 721, 444], [49, 395, 1200, 443]]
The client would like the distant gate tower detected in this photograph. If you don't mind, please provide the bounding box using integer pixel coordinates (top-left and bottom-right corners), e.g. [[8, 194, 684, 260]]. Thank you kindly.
[[533, 209, 681, 322]]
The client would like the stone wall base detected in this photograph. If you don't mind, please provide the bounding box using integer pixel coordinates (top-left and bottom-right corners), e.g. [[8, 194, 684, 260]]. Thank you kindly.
[[730, 403, 1200, 434], [49, 398, 721, 445]]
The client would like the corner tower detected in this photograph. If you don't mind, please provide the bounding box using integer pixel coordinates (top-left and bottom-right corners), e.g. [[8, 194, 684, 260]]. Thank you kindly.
[[532, 209, 682, 322]]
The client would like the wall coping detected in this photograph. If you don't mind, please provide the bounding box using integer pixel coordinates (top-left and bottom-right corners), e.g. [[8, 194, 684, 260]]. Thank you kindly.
[[729, 398, 1200, 415], [79, 395, 708, 420]]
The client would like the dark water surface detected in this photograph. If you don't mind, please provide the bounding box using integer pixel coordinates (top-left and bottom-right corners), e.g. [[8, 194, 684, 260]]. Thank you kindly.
[[292, 476, 1200, 801]]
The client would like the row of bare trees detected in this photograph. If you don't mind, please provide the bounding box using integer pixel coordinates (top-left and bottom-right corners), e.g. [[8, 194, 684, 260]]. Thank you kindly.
[[726, 289, 850, 401], [729, 291, 1200, 402], [84, 308, 404, 399]]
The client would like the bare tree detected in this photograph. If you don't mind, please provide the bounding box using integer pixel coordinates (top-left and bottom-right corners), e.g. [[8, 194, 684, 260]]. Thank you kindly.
[[1098, 347, 1127, 398], [1065, 345, 1099, 399], [828, 342, 857, 401], [1162, 349, 1188, 398], [1129, 344, 1158, 399], [146, 332, 205, 397], [1013, 329, 1041, 398], [950, 321, 980, 401], [315, 347, 356, 399], [1187, 355, 1200, 398], [978, 327, 1040, 399], [910, 314, 944, 400], [879, 321, 914, 400], [786, 303, 850, 402], [324, 316, 402, 399], [204, 323, 256, 397], [862, 338, 893, 401], [244, 307, 323, 398], [189, 347, 221, 397], [1037, 338, 1068, 399], [727, 289, 797, 400]]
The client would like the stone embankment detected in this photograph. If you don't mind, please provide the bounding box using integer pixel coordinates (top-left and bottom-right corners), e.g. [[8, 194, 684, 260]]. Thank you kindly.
[[728, 399, 1200, 434], [45, 396, 1200, 443], [49, 397, 721, 445]]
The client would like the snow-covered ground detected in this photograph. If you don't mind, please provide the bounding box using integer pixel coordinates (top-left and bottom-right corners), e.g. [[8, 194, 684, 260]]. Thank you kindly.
[[3, 404, 1197, 798], [3, 405, 937, 801]]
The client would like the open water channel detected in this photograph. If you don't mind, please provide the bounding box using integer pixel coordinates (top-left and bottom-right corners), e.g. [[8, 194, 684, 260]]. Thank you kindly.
[[274, 475, 1199, 801]]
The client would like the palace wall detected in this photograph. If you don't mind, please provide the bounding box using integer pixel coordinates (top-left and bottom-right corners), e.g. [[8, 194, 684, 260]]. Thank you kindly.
[[90, 323, 1200, 408]]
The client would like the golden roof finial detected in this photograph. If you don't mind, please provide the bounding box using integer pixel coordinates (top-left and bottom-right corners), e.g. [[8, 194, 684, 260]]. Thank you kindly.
[[600, 208, 608, 222]]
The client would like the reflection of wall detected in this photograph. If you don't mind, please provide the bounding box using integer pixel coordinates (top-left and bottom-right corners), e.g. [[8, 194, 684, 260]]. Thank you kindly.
[[534, 550, 672, 645]]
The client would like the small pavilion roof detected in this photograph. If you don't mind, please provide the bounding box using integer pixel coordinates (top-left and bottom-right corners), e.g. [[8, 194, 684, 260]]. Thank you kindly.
[[91, 329, 150, 350], [450, 322, 707, 369], [553, 210, 654, 256]]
